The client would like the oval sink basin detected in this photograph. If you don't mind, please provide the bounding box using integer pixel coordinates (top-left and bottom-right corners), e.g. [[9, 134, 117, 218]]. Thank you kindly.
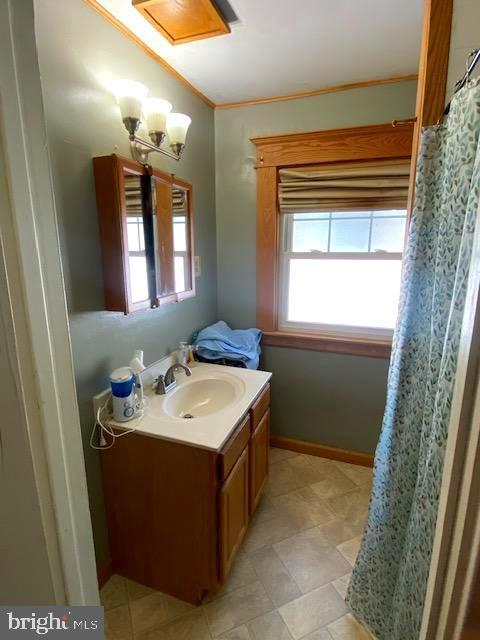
[[164, 377, 242, 418]]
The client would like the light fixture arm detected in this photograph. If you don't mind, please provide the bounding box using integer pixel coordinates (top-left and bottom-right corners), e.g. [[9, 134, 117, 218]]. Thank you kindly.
[[129, 134, 183, 164]]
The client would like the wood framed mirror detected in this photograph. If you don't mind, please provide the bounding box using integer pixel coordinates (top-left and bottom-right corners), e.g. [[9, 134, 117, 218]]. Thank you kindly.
[[93, 155, 195, 313]]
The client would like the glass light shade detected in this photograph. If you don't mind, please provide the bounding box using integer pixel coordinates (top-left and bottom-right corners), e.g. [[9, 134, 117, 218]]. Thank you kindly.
[[112, 79, 149, 120], [166, 113, 192, 146], [143, 98, 172, 134]]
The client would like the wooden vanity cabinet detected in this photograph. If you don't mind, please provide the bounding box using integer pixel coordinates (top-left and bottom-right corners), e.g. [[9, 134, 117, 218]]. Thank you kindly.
[[101, 382, 270, 604]]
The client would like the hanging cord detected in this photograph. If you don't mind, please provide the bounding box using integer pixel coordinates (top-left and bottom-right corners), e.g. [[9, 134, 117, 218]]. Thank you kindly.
[[89, 395, 148, 450]]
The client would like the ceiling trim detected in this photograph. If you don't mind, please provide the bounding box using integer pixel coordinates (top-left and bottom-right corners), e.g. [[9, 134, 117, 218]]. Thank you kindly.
[[83, 0, 216, 108], [215, 74, 419, 109], [83, 0, 418, 113]]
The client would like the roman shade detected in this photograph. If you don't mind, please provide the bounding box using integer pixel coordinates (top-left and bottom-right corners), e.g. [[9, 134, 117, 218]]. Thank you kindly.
[[124, 175, 143, 216], [278, 161, 410, 213], [173, 187, 186, 215]]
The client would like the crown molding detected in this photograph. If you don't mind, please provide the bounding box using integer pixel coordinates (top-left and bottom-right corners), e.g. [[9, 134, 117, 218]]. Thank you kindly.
[[215, 74, 419, 109]]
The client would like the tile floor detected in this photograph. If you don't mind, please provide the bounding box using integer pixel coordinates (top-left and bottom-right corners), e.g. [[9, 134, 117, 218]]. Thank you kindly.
[[101, 448, 374, 640]]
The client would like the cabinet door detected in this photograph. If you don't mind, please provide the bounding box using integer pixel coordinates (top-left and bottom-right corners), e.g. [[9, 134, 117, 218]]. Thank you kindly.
[[249, 409, 270, 515], [219, 447, 249, 581]]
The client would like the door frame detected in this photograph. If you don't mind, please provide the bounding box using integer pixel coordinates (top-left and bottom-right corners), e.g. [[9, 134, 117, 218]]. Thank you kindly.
[[0, 0, 98, 604]]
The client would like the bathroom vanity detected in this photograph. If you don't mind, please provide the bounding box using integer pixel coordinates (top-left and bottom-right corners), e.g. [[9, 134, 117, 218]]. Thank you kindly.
[[100, 363, 271, 604]]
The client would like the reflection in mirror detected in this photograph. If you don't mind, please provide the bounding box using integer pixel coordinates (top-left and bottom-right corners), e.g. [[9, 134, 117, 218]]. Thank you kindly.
[[124, 172, 149, 303], [151, 175, 175, 298], [172, 187, 191, 293]]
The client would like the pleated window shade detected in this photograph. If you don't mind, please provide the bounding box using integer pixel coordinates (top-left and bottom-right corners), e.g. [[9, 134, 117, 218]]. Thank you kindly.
[[124, 175, 143, 216], [278, 161, 411, 213], [172, 188, 186, 215]]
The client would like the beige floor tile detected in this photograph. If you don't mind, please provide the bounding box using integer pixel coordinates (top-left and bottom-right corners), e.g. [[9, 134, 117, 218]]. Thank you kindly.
[[337, 536, 362, 567], [203, 581, 274, 637], [274, 529, 351, 594], [327, 613, 372, 639], [326, 486, 371, 526], [253, 495, 279, 524], [130, 590, 194, 635], [241, 512, 299, 555], [333, 462, 373, 487], [135, 610, 211, 640], [247, 610, 293, 640], [250, 546, 301, 607], [101, 575, 128, 611], [105, 604, 133, 640], [205, 553, 257, 602], [303, 629, 333, 640], [269, 448, 298, 464], [272, 487, 334, 532], [286, 455, 330, 485], [315, 519, 365, 547], [125, 578, 154, 602], [264, 462, 305, 498], [331, 573, 351, 599], [310, 471, 357, 501], [217, 626, 252, 640], [278, 584, 348, 640]]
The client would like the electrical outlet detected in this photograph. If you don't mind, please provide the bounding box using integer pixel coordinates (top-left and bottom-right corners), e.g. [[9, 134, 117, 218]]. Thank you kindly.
[[92, 388, 111, 422], [194, 255, 201, 277]]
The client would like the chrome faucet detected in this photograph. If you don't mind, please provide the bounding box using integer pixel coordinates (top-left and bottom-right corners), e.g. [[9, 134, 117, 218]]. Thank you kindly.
[[155, 363, 192, 395]]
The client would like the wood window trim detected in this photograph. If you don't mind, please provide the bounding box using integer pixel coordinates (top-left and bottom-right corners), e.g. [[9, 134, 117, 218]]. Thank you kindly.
[[252, 122, 415, 359], [262, 331, 392, 359]]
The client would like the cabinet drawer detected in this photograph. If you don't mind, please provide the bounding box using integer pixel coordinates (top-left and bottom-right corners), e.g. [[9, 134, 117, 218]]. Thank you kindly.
[[220, 414, 251, 481], [250, 384, 270, 431]]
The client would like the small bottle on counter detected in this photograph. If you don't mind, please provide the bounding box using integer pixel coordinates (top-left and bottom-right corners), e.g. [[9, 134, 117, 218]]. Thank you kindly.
[[187, 344, 197, 366], [179, 341, 189, 365]]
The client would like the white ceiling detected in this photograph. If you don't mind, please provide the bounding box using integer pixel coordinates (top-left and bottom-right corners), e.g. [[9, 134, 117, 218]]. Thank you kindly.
[[96, 0, 423, 104]]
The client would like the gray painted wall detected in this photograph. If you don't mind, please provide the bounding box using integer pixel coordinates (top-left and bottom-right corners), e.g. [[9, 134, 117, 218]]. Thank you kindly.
[[215, 81, 417, 454], [35, 0, 217, 565]]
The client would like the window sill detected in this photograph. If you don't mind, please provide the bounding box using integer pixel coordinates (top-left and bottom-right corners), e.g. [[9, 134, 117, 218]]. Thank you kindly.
[[261, 331, 392, 359]]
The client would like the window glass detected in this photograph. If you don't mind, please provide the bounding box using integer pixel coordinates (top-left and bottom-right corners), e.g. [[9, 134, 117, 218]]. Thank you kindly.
[[286, 258, 402, 328], [371, 216, 406, 252], [292, 219, 329, 252], [174, 256, 185, 293], [173, 217, 187, 252], [128, 256, 149, 303], [280, 209, 407, 335], [330, 218, 370, 252]]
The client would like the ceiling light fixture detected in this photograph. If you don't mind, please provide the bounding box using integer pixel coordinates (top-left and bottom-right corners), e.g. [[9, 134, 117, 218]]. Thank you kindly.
[[112, 79, 191, 163]]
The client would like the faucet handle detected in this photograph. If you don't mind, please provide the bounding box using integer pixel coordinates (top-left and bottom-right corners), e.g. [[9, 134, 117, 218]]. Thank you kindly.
[[154, 374, 167, 395]]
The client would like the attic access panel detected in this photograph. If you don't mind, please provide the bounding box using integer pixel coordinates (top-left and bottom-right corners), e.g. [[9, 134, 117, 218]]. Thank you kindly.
[[133, 0, 231, 45]]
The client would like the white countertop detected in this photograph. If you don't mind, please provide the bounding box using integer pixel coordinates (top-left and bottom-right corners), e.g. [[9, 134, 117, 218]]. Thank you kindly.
[[108, 363, 272, 452]]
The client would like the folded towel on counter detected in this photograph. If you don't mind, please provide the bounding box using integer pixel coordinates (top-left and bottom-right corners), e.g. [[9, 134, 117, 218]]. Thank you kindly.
[[193, 320, 262, 370]]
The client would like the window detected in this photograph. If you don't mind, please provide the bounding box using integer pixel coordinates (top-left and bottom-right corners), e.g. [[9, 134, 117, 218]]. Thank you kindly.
[[252, 122, 415, 357], [279, 210, 407, 338], [126, 215, 149, 303], [173, 215, 187, 292]]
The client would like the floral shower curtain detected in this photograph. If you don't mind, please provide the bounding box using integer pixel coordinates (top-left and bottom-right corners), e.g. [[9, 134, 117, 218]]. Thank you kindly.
[[346, 78, 480, 640]]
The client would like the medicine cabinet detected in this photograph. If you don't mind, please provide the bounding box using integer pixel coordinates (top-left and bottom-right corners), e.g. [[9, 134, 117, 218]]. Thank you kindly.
[[93, 155, 194, 313]]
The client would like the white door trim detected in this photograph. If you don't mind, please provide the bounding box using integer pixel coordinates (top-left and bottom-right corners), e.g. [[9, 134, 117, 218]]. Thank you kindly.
[[0, 0, 98, 604]]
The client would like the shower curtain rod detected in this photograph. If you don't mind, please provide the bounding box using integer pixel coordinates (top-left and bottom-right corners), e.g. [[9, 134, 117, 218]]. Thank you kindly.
[[444, 48, 480, 117]]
